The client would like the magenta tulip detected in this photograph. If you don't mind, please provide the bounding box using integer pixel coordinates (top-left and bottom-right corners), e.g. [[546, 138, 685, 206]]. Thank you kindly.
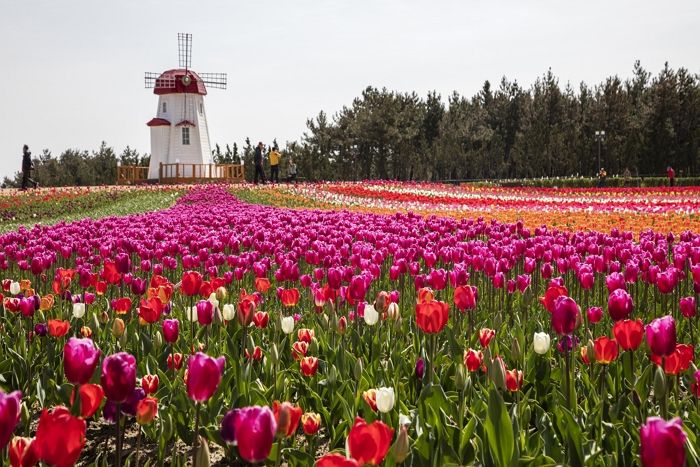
[[101, 352, 137, 402], [551, 296, 580, 335], [605, 272, 626, 293], [163, 319, 180, 343], [680, 296, 696, 318], [196, 300, 214, 325], [645, 316, 677, 357], [0, 390, 21, 450], [587, 306, 603, 324], [221, 406, 277, 463], [64, 337, 101, 385], [640, 417, 686, 467], [608, 289, 633, 321], [187, 353, 225, 402]]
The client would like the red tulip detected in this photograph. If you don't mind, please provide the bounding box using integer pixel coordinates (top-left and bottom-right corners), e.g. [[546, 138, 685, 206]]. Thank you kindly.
[[253, 311, 269, 328], [63, 337, 101, 385], [650, 344, 694, 375], [101, 352, 136, 403], [505, 369, 523, 392], [136, 397, 158, 425], [35, 406, 86, 467], [454, 285, 477, 312], [347, 417, 394, 465], [551, 296, 580, 335], [417, 287, 434, 305], [593, 336, 619, 364], [415, 300, 449, 334], [101, 259, 121, 285], [580, 345, 591, 365], [463, 348, 483, 372], [254, 277, 271, 293], [273, 401, 303, 438], [646, 315, 677, 357], [363, 389, 378, 412], [113, 297, 132, 314], [9, 436, 40, 467], [141, 374, 159, 394], [245, 346, 263, 360], [237, 297, 256, 326], [300, 357, 319, 377], [167, 352, 184, 370], [297, 328, 315, 343], [186, 353, 225, 402], [221, 406, 277, 463], [280, 288, 301, 307], [69, 383, 104, 418], [612, 319, 644, 351], [640, 417, 686, 467], [691, 370, 700, 397], [316, 453, 361, 467], [292, 340, 309, 360], [48, 319, 70, 338], [478, 328, 495, 347], [607, 289, 633, 321], [302, 412, 321, 435], [0, 390, 22, 451], [539, 284, 568, 313], [181, 270, 203, 296]]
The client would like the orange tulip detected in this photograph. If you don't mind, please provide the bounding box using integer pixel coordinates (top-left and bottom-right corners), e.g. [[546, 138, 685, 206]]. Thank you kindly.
[[593, 336, 619, 364]]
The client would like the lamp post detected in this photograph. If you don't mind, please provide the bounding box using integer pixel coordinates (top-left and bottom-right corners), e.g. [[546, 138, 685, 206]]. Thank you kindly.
[[594, 130, 606, 174]]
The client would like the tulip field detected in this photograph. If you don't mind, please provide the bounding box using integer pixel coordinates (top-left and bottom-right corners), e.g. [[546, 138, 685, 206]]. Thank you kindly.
[[1, 182, 700, 466]]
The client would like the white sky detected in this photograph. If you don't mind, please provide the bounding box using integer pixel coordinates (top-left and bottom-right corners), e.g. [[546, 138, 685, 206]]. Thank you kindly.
[[1, 0, 698, 180]]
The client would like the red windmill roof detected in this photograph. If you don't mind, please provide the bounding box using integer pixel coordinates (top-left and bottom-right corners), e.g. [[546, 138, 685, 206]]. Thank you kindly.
[[153, 69, 207, 95], [175, 120, 196, 127], [146, 118, 171, 127]]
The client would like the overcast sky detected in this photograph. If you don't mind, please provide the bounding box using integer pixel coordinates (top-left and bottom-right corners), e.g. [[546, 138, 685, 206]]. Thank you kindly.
[[1, 0, 698, 180]]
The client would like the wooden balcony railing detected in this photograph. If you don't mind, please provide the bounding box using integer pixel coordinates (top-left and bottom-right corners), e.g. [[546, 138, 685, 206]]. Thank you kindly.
[[116, 163, 245, 185]]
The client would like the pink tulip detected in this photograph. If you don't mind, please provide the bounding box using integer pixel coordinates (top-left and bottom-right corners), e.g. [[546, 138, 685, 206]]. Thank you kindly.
[[680, 296, 696, 318], [551, 296, 580, 335], [0, 390, 21, 450], [587, 306, 603, 324], [187, 353, 225, 402], [196, 300, 213, 325], [221, 406, 277, 463], [645, 316, 677, 357], [101, 352, 137, 402], [163, 319, 179, 343], [640, 417, 686, 467], [608, 289, 633, 321], [64, 337, 101, 385]]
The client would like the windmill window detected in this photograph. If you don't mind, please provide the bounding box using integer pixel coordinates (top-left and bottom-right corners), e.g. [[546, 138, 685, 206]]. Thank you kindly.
[[162, 102, 167, 113], [199, 103, 203, 114], [182, 127, 190, 145]]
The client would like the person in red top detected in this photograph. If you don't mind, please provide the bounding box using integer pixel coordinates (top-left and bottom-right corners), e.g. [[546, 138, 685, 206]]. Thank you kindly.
[[667, 166, 675, 187]]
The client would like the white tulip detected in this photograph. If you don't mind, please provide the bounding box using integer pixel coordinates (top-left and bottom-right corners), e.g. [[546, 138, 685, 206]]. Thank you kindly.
[[364, 304, 379, 326], [187, 306, 198, 322], [387, 302, 400, 320], [208, 292, 219, 309], [9, 281, 20, 295], [281, 316, 295, 334], [376, 387, 395, 413], [72, 303, 86, 319], [222, 304, 235, 321], [399, 413, 411, 427], [533, 332, 551, 355]]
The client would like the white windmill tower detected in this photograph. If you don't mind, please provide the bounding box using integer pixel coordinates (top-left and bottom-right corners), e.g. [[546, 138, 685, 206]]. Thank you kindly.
[[144, 33, 227, 180]]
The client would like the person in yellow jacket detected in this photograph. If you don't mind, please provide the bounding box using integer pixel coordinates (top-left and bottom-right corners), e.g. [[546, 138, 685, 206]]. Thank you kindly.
[[269, 147, 282, 183]]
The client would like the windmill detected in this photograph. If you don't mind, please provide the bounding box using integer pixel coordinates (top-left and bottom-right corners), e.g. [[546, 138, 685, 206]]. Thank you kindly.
[[144, 33, 227, 180]]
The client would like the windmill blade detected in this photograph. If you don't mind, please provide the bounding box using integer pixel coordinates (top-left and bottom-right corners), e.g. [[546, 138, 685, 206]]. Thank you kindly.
[[145, 72, 175, 89], [199, 72, 227, 89], [178, 33, 192, 70]]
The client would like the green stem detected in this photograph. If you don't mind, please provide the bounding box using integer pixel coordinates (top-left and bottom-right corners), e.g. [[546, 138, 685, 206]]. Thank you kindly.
[[193, 403, 201, 466]]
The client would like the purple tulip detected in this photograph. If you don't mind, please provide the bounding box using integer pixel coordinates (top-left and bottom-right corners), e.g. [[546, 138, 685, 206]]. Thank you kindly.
[[187, 353, 225, 402], [608, 289, 633, 321], [34, 322, 48, 336], [415, 358, 425, 379], [646, 316, 677, 357], [551, 296, 580, 335], [121, 387, 146, 416], [64, 337, 101, 385], [640, 417, 686, 467], [0, 390, 21, 450], [221, 406, 277, 463], [163, 318, 180, 343], [101, 352, 137, 402], [557, 334, 579, 355]]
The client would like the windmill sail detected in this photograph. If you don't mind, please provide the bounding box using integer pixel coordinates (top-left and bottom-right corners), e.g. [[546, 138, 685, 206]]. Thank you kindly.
[[145, 72, 175, 89], [178, 33, 192, 70], [199, 73, 227, 89]]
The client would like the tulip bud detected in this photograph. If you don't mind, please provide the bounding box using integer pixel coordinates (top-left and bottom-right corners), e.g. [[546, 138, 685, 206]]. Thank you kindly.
[[327, 364, 337, 385], [392, 425, 410, 463], [511, 338, 522, 363], [222, 304, 235, 321], [215, 287, 227, 302], [354, 358, 363, 380], [154, 330, 163, 348], [100, 311, 110, 324], [119, 331, 128, 347], [654, 365, 666, 399], [489, 357, 506, 390], [308, 337, 319, 355], [194, 436, 211, 467], [269, 344, 279, 366], [337, 316, 347, 335], [80, 326, 92, 338], [112, 318, 125, 337], [522, 404, 531, 427], [455, 364, 466, 391]]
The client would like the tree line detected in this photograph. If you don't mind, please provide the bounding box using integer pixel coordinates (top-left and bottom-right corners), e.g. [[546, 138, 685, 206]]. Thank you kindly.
[[4, 61, 698, 187]]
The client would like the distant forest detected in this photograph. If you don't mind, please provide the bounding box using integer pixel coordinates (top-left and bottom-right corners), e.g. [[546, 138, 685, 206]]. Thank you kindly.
[[4, 61, 699, 187]]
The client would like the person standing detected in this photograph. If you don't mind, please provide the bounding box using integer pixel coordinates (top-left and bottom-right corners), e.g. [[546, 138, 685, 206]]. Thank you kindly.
[[253, 142, 266, 184], [21, 145, 38, 190], [667, 166, 675, 187], [269, 146, 281, 183], [287, 157, 297, 183]]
